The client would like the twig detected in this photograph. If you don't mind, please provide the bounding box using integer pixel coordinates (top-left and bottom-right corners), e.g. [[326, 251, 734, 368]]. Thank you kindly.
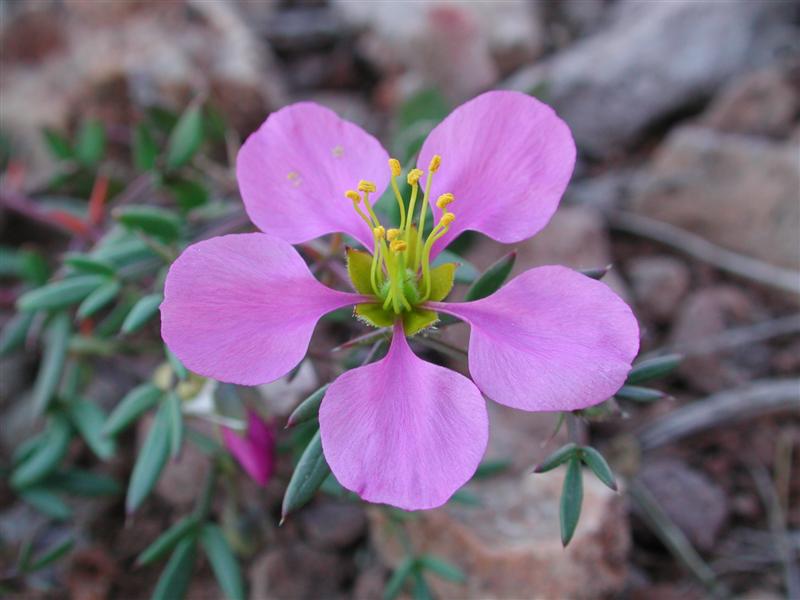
[[605, 209, 800, 296], [331, 328, 390, 352], [637, 378, 800, 450], [414, 336, 468, 360], [0, 185, 93, 239]]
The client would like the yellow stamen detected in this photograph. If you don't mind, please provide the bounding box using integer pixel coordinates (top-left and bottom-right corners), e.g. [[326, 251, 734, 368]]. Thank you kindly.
[[389, 158, 402, 177], [429, 154, 442, 172], [389, 158, 407, 230], [386, 228, 401, 241], [406, 169, 423, 186], [440, 212, 455, 227], [436, 193, 454, 210], [358, 180, 377, 193], [390, 239, 407, 253], [414, 159, 439, 270], [420, 212, 455, 301], [373, 226, 386, 240], [345, 190, 361, 203]]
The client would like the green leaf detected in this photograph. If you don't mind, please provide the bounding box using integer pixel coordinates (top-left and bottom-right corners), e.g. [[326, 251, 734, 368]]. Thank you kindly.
[[151, 538, 197, 600], [427, 262, 457, 302], [166, 392, 184, 459], [281, 429, 331, 520], [579, 265, 611, 280], [473, 458, 512, 479], [19, 487, 72, 520], [200, 524, 245, 600], [18, 275, 106, 312], [32, 313, 71, 414], [346, 248, 375, 295], [433, 250, 478, 284], [412, 571, 434, 600], [560, 457, 583, 547], [402, 307, 438, 336], [126, 401, 170, 513], [20, 251, 50, 285], [24, 536, 75, 572], [418, 554, 465, 582], [580, 447, 617, 491], [133, 122, 158, 171], [384, 556, 416, 600], [137, 514, 200, 566], [65, 254, 116, 276], [533, 442, 578, 473], [11, 414, 72, 489], [165, 104, 204, 170], [355, 302, 394, 328], [42, 128, 74, 161], [0, 311, 34, 356], [45, 469, 121, 496], [614, 385, 667, 403], [165, 178, 209, 211], [465, 251, 516, 301], [165, 345, 188, 380], [66, 398, 116, 460], [114, 206, 182, 242], [121, 293, 163, 334], [626, 354, 682, 385], [104, 383, 162, 437], [286, 384, 329, 428], [74, 119, 106, 167], [394, 88, 449, 161], [76, 279, 120, 319]]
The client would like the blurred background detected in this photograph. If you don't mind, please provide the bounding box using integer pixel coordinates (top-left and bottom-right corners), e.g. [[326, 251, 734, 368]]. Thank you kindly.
[[1, 0, 799, 599]]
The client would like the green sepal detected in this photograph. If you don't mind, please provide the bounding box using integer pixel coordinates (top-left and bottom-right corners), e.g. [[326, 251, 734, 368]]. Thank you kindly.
[[355, 303, 395, 328], [427, 262, 456, 302], [346, 248, 376, 295], [355, 303, 440, 336], [402, 308, 438, 336]]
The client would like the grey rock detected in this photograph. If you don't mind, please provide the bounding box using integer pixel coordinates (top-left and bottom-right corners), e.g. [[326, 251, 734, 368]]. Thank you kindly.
[[627, 256, 691, 322], [298, 499, 367, 550]]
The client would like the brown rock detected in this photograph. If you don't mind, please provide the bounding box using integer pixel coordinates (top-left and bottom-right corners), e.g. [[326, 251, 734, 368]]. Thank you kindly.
[[629, 126, 800, 270], [299, 499, 367, 550], [627, 256, 690, 322]]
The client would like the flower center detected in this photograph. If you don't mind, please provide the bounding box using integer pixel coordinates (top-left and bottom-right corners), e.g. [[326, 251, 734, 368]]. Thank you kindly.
[[344, 155, 455, 315]]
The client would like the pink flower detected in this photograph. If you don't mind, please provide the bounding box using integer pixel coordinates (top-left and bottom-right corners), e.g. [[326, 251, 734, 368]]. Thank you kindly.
[[221, 410, 275, 487], [161, 91, 639, 510]]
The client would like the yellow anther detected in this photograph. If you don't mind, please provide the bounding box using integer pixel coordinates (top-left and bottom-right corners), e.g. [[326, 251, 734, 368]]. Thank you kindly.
[[436, 193, 454, 209], [429, 154, 442, 172], [389, 158, 402, 177], [373, 226, 386, 240], [358, 180, 377, 193], [407, 169, 424, 186], [440, 212, 455, 227], [386, 228, 401, 241], [345, 190, 361, 203], [390, 240, 407, 253]]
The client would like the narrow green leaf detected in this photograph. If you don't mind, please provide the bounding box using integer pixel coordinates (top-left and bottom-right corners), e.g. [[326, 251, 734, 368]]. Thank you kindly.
[[533, 442, 578, 473], [74, 119, 106, 167], [0, 311, 34, 356], [24, 536, 75, 572], [19, 487, 72, 520], [18, 275, 106, 312], [137, 514, 200, 566], [121, 293, 163, 334], [165, 178, 209, 211], [76, 279, 120, 319], [580, 447, 617, 491], [114, 206, 181, 242], [418, 554, 465, 582], [151, 538, 197, 600], [103, 383, 162, 437], [560, 457, 583, 547], [20, 251, 50, 285], [11, 414, 72, 489], [66, 398, 116, 460], [626, 354, 683, 384], [433, 250, 478, 284], [412, 571, 434, 600], [166, 392, 184, 459], [286, 385, 329, 428], [384, 556, 416, 600], [42, 128, 74, 161], [464, 251, 516, 301], [165, 346, 188, 380], [473, 458, 512, 479], [615, 385, 667, 403], [45, 469, 121, 496], [32, 313, 71, 415], [65, 254, 116, 276], [281, 429, 331, 520], [126, 402, 170, 513], [579, 265, 611, 280], [133, 122, 158, 171], [200, 524, 245, 600], [165, 104, 204, 170]]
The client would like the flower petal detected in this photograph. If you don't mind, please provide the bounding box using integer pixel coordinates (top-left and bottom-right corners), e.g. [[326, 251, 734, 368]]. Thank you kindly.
[[237, 102, 390, 249], [319, 323, 488, 510], [161, 233, 360, 386], [430, 266, 639, 412], [417, 91, 576, 256], [222, 410, 275, 487]]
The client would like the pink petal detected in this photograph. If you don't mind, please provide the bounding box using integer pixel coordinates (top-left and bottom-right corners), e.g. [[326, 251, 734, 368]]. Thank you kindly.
[[237, 102, 390, 249], [417, 91, 576, 256], [319, 323, 488, 510], [222, 410, 276, 487], [430, 266, 639, 412], [161, 233, 360, 386]]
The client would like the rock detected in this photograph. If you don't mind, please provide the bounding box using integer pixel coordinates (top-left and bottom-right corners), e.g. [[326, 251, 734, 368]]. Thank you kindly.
[[352, 564, 388, 600], [368, 464, 629, 599], [299, 499, 367, 550], [506, 0, 798, 158], [249, 542, 353, 600], [636, 458, 728, 552], [701, 61, 800, 139], [629, 126, 800, 270], [627, 256, 690, 322]]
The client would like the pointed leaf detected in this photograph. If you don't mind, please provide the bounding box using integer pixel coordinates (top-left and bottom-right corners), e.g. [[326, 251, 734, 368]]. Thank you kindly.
[[166, 391, 184, 459], [126, 402, 170, 513], [42, 128, 74, 161], [418, 554, 465, 582], [165, 345, 188, 380], [626, 354, 682, 385], [18, 275, 106, 312], [19, 487, 72, 521], [560, 457, 583, 547], [533, 442, 578, 473], [615, 385, 666, 403], [579, 265, 611, 280], [76, 279, 120, 319], [412, 571, 434, 600], [26, 536, 75, 572], [137, 514, 200, 566], [133, 122, 158, 171], [45, 469, 121, 496], [464, 251, 516, 301], [384, 556, 416, 600], [114, 206, 181, 242], [473, 458, 512, 479], [11, 414, 72, 489], [165, 178, 209, 211], [165, 104, 204, 170], [74, 119, 106, 167], [121, 293, 163, 334], [200, 523, 245, 600], [286, 384, 329, 428], [66, 398, 116, 460], [0, 311, 34, 356], [65, 254, 116, 276], [580, 446, 617, 491], [104, 383, 162, 437], [151, 538, 197, 600], [32, 313, 71, 415], [281, 429, 331, 520]]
